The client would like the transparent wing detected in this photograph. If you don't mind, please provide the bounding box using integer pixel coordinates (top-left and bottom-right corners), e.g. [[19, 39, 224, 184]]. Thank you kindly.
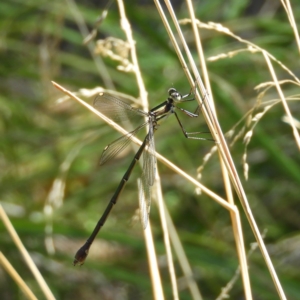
[[142, 126, 156, 187], [93, 93, 147, 123], [138, 126, 156, 228], [100, 122, 148, 165], [138, 172, 151, 229]]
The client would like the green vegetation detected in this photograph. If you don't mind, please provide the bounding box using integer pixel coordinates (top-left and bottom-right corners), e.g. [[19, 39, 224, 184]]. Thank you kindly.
[[1, 1, 299, 299]]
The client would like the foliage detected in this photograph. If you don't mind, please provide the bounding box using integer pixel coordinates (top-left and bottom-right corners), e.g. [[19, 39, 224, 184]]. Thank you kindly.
[[0, 0, 299, 299]]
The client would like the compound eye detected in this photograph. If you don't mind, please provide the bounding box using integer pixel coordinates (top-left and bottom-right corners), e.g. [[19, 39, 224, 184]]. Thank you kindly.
[[168, 88, 176, 95]]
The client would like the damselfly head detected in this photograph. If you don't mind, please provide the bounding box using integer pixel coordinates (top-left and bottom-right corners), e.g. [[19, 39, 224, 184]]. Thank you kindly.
[[168, 88, 182, 101]]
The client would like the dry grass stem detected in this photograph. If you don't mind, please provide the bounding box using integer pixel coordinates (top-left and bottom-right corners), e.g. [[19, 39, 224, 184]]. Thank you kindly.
[[154, 172, 179, 300], [116, 0, 148, 111], [281, 0, 300, 53], [262, 51, 300, 149], [138, 179, 164, 300], [185, 1, 252, 298], [0, 205, 55, 300], [155, 1, 289, 299], [0, 252, 38, 300], [180, 20, 300, 84], [155, 1, 252, 299], [164, 204, 203, 300]]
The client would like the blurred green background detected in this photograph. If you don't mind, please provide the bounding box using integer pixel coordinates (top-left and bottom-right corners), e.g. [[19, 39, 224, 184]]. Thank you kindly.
[[1, 0, 300, 299]]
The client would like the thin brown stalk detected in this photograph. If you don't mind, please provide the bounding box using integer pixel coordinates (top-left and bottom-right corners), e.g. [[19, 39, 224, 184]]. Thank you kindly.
[[138, 179, 165, 300], [111, 1, 171, 296], [116, 0, 148, 111], [262, 51, 300, 149], [164, 204, 203, 300], [0, 252, 38, 300], [281, 0, 300, 54], [154, 172, 179, 300], [185, 1, 251, 299], [0, 205, 56, 300], [154, 1, 287, 299]]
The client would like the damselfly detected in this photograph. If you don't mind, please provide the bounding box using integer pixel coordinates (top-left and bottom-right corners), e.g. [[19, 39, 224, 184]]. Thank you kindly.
[[74, 86, 211, 265]]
